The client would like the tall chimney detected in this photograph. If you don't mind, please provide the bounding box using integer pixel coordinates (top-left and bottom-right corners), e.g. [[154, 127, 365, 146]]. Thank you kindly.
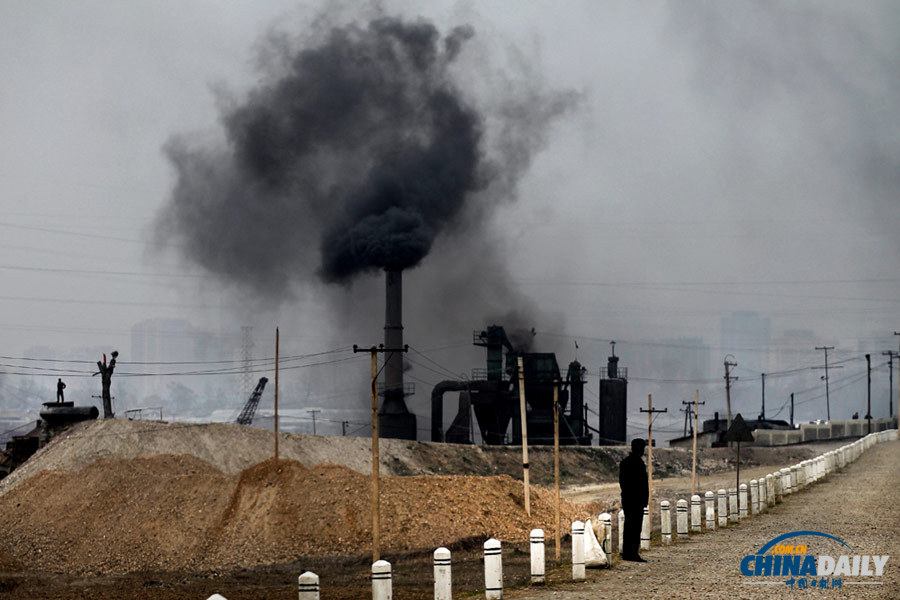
[[384, 268, 404, 398], [380, 268, 417, 439]]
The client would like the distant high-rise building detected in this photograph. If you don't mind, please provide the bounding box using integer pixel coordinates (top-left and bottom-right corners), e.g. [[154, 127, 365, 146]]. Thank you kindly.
[[720, 312, 772, 373], [130, 318, 194, 400]]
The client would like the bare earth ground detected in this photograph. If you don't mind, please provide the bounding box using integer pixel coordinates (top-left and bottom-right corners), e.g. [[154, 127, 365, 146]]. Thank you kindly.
[[0, 418, 884, 599], [513, 439, 900, 600]]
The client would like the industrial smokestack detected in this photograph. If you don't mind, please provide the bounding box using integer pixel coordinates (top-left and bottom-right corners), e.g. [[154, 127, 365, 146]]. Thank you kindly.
[[380, 268, 416, 439]]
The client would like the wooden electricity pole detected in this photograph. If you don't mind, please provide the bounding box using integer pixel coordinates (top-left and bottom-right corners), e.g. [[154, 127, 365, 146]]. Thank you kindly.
[[640, 394, 667, 511], [692, 390, 705, 496], [882, 350, 897, 418], [274, 327, 279, 466], [353, 343, 409, 564], [517, 356, 531, 517], [723, 356, 737, 431], [894, 331, 900, 417], [815, 346, 835, 421], [553, 379, 561, 560]]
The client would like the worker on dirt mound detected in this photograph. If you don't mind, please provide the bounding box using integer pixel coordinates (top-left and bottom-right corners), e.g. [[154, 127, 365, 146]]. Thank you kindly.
[[619, 438, 649, 563], [57, 378, 66, 403]]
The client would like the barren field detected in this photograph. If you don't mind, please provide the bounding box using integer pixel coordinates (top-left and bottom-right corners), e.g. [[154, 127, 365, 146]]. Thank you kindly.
[[0, 419, 866, 599]]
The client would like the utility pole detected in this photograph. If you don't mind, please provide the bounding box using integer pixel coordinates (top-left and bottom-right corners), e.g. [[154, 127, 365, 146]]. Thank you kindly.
[[691, 390, 705, 496], [790, 393, 795, 428], [865, 354, 872, 434], [760, 373, 766, 421], [640, 394, 667, 513], [882, 351, 897, 418], [723, 356, 737, 430], [353, 343, 409, 564], [553, 379, 561, 561], [680, 404, 693, 437], [517, 356, 531, 517], [894, 332, 900, 417], [815, 346, 835, 421], [274, 328, 279, 466], [307, 408, 321, 435]]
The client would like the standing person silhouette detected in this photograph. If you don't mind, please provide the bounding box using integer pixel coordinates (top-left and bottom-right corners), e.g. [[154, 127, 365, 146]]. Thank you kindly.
[[56, 378, 66, 403], [619, 438, 649, 562]]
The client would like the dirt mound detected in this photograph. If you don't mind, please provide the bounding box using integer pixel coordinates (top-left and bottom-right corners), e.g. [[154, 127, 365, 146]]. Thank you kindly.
[[0, 454, 233, 574], [0, 548, 22, 572], [0, 418, 840, 502], [0, 454, 589, 575]]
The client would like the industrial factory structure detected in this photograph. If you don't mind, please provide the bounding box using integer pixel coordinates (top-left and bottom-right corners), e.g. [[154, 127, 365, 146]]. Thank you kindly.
[[424, 325, 627, 446], [374, 260, 629, 445]]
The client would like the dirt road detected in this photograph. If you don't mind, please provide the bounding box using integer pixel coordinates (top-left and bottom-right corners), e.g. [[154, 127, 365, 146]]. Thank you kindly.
[[512, 440, 900, 599]]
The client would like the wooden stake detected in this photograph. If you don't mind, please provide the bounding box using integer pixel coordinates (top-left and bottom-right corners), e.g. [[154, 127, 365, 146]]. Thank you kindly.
[[553, 380, 560, 561], [517, 356, 531, 517], [274, 327, 279, 466]]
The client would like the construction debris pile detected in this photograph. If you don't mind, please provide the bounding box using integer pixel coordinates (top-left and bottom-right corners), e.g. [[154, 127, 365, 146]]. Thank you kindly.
[[0, 454, 586, 575]]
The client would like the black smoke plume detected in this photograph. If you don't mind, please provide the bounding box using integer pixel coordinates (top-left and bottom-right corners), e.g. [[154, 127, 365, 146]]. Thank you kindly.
[[157, 15, 570, 299]]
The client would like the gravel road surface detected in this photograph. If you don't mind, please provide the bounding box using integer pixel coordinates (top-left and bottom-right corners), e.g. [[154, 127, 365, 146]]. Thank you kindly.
[[512, 439, 899, 599]]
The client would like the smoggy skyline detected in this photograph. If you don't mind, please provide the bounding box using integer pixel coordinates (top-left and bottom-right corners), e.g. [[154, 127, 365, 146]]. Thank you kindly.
[[2, 1, 899, 439]]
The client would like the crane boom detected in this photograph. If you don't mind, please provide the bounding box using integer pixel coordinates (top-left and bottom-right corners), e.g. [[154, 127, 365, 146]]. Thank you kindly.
[[235, 377, 269, 425]]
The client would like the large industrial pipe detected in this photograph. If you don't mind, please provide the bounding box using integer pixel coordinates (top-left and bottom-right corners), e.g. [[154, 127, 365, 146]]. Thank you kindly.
[[431, 380, 496, 442]]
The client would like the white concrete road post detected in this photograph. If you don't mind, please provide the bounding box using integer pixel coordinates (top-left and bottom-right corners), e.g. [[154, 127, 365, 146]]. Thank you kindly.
[[676, 499, 688, 536], [728, 488, 738, 523], [641, 507, 651, 551], [705, 491, 715, 530], [572, 521, 585, 580], [750, 479, 759, 515], [739, 483, 748, 519], [372, 560, 392, 600], [690, 495, 702, 532], [529, 529, 545, 586], [717, 489, 728, 527], [599, 512, 612, 559], [484, 539, 502, 600], [774, 471, 783, 502], [660, 501, 672, 545], [434, 548, 451, 600], [766, 474, 775, 507], [298, 571, 320, 600], [618, 509, 625, 555]]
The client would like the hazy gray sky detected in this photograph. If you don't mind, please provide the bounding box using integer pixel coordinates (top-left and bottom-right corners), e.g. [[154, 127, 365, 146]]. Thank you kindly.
[[2, 1, 898, 438]]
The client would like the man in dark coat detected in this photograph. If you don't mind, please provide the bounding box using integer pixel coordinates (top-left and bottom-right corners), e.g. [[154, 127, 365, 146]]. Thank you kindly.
[[619, 438, 649, 562]]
